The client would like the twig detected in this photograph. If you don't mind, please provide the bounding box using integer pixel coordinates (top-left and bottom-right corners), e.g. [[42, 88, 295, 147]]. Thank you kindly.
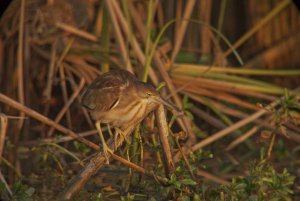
[[225, 126, 259, 151], [128, 1, 196, 145], [199, 0, 212, 56], [224, 0, 290, 57], [17, 0, 25, 133], [110, 0, 159, 85], [56, 22, 99, 42], [173, 133, 195, 180], [105, 0, 133, 72], [66, 70, 93, 128], [47, 79, 85, 137], [196, 169, 229, 185], [170, 0, 197, 63], [21, 129, 98, 147], [0, 113, 8, 157], [0, 171, 12, 196], [43, 40, 57, 119], [155, 105, 175, 176], [174, 87, 300, 161], [59, 64, 73, 130], [0, 93, 99, 150]]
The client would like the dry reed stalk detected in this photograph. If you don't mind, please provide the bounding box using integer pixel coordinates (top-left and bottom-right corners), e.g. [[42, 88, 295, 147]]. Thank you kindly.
[[191, 106, 231, 131], [22, 130, 98, 147], [196, 169, 229, 185], [171, 75, 276, 101], [0, 171, 12, 196], [105, 0, 133, 73], [156, 0, 164, 30], [185, 92, 251, 119], [188, 90, 300, 144], [66, 70, 93, 128], [0, 39, 3, 83], [170, 0, 196, 63], [47, 79, 85, 137], [178, 85, 258, 111], [175, 0, 183, 44], [17, 0, 25, 134], [224, 0, 290, 58], [110, 0, 159, 85], [65, 59, 98, 82], [199, 0, 212, 56], [20, 129, 98, 147], [0, 114, 8, 157], [172, 76, 282, 94], [155, 105, 175, 176], [174, 87, 300, 161], [128, 1, 196, 145], [173, 78, 276, 101], [0, 93, 99, 150], [43, 40, 57, 119], [225, 126, 259, 151], [56, 22, 99, 42], [245, 31, 300, 68], [59, 64, 73, 130]]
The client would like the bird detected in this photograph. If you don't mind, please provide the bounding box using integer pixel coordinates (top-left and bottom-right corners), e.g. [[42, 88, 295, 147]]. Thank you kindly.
[[81, 69, 177, 163]]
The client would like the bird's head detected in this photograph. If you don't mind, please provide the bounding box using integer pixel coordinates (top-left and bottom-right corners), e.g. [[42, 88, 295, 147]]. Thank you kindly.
[[136, 82, 180, 113]]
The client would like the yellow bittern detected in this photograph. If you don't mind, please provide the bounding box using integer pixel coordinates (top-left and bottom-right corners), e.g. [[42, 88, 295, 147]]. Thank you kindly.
[[82, 69, 176, 163]]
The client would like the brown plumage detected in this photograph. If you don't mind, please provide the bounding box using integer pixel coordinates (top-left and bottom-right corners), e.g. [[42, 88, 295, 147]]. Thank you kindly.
[[82, 69, 163, 129], [82, 69, 175, 163]]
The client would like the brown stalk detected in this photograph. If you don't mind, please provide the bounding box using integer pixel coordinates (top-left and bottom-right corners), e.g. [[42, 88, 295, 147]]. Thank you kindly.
[[180, 85, 258, 111], [31, 45, 98, 83], [110, 0, 159, 85], [56, 22, 99, 42], [199, 0, 212, 56], [225, 126, 259, 151], [185, 92, 251, 119], [43, 40, 57, 119], [173, 133, 195, 180], [188, 91, 300, 144], [64, 61, 95, 83], [105, 0, 133, 73], [128, 1, 196, 145], [17, 0, 25, 134], [191, 106, 233, 131], [0, 113, 8, 157], [21, 129, 98, 147], [156, 0, 164, 30], [66, 70, 93, 128], [47, 79, 85, 137], [224, 0, 290, 58], [245, 31, 300, 68], [174, 0, 183, 42], [0, 171, 12, 196], [172, 76, 277, 100], [170, 0, 196, 63], [196, 169, 229, 185], [155, 105, 175, 176], [59, 64, 73, 130], [174, 87, 300, 161], [0, 93, 99, 151]]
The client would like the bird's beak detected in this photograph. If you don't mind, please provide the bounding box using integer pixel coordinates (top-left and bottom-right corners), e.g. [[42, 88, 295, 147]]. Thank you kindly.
[[152, 96, 182, 113]]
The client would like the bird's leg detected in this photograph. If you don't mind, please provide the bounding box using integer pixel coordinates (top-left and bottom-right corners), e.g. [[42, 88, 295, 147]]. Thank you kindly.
[[114, 127, 130, 148], [95, 121, 113, 164]]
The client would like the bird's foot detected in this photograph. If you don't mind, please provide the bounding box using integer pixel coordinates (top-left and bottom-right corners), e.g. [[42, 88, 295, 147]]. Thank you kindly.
[[114, 128, 130, 148], [100, 142, 113, 164]]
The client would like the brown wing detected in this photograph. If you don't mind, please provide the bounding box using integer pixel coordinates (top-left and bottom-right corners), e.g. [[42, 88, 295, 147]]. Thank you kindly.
[[81, 69, 137, 112]]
